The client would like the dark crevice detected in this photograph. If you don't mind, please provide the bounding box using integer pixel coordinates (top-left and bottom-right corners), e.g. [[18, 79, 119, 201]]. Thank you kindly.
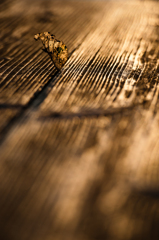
[[134, 188, 159, 199], [38, 105, 136, 120], [0, 103, 23, 109]]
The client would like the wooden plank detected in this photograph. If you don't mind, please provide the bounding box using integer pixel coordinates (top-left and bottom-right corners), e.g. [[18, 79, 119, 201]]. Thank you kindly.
[[0, 0, 105, 105], [0, 113, 132, 240], [0, 0, 108, 135], [1, 105, 159, 240], [39, 1, 159, 115], [0, 1, 159, 240]]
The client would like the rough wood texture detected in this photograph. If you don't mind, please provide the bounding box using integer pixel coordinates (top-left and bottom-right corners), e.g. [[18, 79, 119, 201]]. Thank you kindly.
[[0, 0, 159, 240]]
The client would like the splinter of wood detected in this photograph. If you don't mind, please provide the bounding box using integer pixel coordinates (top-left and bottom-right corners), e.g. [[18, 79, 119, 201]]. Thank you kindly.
[[34, 32, 68, 70]]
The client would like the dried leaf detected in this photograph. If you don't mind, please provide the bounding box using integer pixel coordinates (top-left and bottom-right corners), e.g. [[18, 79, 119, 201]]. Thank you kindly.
[[34, 32, 68, 70]]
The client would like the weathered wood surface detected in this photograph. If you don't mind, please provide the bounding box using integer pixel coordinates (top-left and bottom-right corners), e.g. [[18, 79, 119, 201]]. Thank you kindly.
[[0, 0, 159, 239]]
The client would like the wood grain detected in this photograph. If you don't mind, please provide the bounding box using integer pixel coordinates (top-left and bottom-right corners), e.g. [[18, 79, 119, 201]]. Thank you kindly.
[[0, 0, 159, 240]]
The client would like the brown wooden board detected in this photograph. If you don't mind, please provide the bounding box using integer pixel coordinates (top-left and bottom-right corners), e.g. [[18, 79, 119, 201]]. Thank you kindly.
[[0, 0, 106, 105], [0, 0, 109, 136], [0, 0, 159, 240]]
